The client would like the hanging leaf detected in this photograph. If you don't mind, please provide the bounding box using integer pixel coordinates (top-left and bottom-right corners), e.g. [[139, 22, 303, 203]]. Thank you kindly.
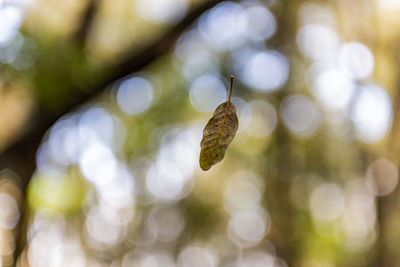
[[200, 75, 239, 171]]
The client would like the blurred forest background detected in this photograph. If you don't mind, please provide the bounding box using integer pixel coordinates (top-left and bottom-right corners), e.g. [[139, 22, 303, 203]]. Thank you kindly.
[[1, 0, 400, 266]]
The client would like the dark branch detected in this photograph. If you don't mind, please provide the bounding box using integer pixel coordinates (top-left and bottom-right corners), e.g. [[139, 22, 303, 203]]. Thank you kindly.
[[72, 0, 100, 43]]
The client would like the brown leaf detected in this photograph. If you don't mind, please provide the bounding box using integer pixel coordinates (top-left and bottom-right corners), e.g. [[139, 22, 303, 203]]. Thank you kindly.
[[199, 101, 239, 170]]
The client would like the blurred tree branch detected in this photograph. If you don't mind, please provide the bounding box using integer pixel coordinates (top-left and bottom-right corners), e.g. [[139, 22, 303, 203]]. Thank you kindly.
[[72, 0, 100, 44], [1, 0, 227, 191]]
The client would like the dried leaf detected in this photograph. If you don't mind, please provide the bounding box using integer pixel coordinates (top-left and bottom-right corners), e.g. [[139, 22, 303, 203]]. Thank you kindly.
[[199, 75, 239, 171]]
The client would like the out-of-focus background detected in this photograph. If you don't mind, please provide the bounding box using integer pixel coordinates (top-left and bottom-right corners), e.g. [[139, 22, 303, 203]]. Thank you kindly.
[[1, 0, 400, 266]]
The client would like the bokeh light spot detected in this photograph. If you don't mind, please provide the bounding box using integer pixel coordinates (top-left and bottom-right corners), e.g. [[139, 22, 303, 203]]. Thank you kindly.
[[0, 5, 22, 45], [96, 163, 135, 208], [313, 69, 355, 110], [0, 193, 19, 229], [244, 5, 276, 41], [281, 95, 319, 137], [224, 170, 263, 214], [240, 250, 276, 267], [231, 97, 252, 131], [238, 50, 289, 92], [146, 127, 199, 201], [79, 141, 117, 186], [228, 207, 269, 247], [351, 83, 392, 143], [189, 74, 227, 112], [136, 0, 188, 23], [246, 100, 277, 138], [85, 207, 125, 248], [117, 76, 153, 115], [338, 42, 374, 79], [310, 183, 345, 221], [198, 2, 247, 51], [379, 0, 400, 9], [366, 158, 398, 196], [297, 24, 340, 60], [178, 245, 218, 267], [182, 50, 220, 81], [139, 252, 176, 267], [297, 3, 336, 26], [147, 206, 185, 242], [342, 179, 376, 249]]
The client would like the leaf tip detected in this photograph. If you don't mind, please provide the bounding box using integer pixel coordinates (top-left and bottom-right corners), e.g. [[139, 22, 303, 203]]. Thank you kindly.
[[199, 162, 210, 171], [200, 164, 211, 171]]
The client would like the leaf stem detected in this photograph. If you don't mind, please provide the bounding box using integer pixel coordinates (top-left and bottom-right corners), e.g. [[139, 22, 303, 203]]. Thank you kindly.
[[228, 74, 234, 103], [217, 74, 235, 137]]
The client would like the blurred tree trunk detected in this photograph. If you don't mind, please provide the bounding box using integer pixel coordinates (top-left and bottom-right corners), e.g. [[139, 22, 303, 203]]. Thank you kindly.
[[264, 0, 301, 265]]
